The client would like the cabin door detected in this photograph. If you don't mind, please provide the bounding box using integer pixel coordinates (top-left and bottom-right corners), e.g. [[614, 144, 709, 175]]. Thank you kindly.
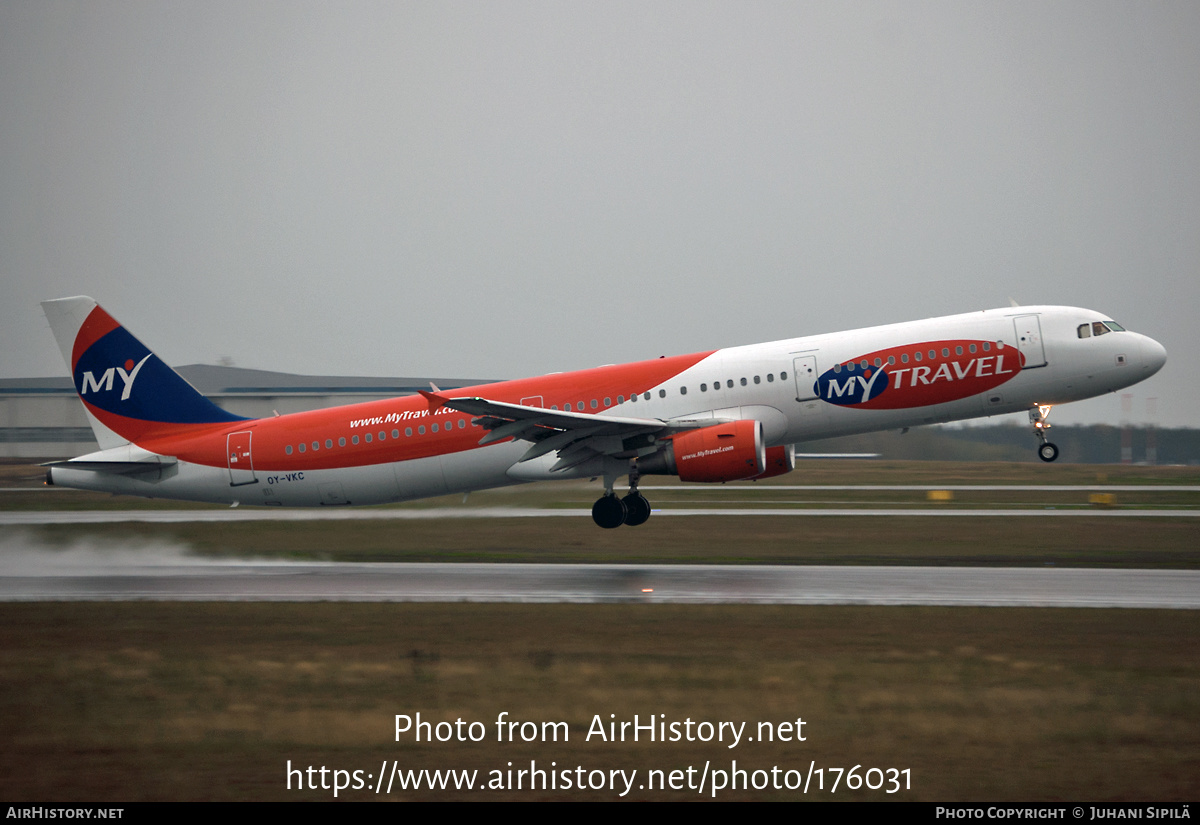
[[226, 431, 257, 486], [1012, 315, 1047, 368], [792, 356, 819, 402]]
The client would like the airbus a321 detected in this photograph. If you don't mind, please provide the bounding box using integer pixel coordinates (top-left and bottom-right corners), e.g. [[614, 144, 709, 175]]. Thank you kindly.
[[41, 297, 1166, 527]]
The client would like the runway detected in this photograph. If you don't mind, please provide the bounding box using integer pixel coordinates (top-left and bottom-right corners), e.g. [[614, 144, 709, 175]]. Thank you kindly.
[[3, 507, 1198, 525], [1, 553, 1196, 607]]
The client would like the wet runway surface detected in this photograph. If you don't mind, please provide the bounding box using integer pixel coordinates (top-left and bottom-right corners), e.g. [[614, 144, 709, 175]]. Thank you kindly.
[[1, 557, 1196, 607], [3, 507, 1198, 525]]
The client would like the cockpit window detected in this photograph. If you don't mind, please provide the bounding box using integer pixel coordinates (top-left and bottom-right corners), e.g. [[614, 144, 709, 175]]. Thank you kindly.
[[1104, 321, 1125, 332], [1077, 324, 1091, 339], [1092, 322, 1110, 337]]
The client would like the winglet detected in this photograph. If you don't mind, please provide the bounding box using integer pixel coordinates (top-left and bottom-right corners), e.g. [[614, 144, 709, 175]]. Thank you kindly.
[[418, 390, 449, 412]]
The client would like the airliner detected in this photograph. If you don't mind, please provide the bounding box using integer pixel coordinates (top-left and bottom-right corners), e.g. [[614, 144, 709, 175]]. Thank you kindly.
[[41, 297, 1166, 528]]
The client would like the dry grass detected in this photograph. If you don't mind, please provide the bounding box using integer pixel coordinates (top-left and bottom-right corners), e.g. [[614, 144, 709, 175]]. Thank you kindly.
[[1, 603, 1197, 800]]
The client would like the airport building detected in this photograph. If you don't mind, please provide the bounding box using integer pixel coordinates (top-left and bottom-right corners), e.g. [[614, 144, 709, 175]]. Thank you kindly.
[[0, 366, 494, 459]]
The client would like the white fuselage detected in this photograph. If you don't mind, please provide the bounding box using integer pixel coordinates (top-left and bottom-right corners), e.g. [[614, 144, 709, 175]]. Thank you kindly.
[[48, 306, 1166, 507]]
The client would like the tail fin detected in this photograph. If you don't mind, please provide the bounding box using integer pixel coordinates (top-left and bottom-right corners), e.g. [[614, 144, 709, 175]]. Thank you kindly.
[[42, 297, 247, 449]]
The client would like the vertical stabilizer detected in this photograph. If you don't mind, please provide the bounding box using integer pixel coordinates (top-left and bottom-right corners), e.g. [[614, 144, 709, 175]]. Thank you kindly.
[[41, 296, 247, 449]]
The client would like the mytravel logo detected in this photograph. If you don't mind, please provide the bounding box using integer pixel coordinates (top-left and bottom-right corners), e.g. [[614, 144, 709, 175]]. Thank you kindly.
[[815, 339, 1024, 410], [78, 354, 153, 401], [69, 318, 245, 425]]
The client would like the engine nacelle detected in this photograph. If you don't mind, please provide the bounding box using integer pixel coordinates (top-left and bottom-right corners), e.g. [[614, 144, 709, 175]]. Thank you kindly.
[[641, 419, 766, 483], [752, 444, 795, 480]]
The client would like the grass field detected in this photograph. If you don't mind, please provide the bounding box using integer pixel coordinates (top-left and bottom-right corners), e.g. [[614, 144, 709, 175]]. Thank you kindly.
[[2, 460, 1197, 801], [2, 603, 1197, 801]]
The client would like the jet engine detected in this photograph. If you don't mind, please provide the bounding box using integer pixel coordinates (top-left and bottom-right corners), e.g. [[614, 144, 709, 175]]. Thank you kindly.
[[638, 419, 766, 483], [753, 444, 795, 480]]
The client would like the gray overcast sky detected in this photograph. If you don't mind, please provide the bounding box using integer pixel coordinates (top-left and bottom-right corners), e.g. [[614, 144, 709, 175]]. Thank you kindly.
[[2, 2, 1197, 427]]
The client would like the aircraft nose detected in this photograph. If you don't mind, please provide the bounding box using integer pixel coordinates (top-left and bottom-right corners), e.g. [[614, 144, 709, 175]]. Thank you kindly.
[[1142, 336, 1167, 376]]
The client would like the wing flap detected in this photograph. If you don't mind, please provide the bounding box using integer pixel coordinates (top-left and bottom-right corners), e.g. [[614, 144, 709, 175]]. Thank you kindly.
[[424, 391, 740, 470]]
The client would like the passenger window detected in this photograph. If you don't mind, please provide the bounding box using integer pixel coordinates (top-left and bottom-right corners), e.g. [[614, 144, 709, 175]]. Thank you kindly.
[[312, 441, 320, 451], [767, 373, 774, 382], [659, 389, 666, 398], [285, 445, 293, 455], [564, 403, 572, 411], [604, 397, 611, 406], [417, 426, 425, 435], [338, 437, 346, 447], [901, 353, 909, 363], [405, 428, 413, 437], [365, 434, 372, 443], [726, 380, 733, 389], [680, 386, 687, 395], [914, 351, 922, 362], [700, 383, 707, 392], [754, 375, 761, 384], [325, 439, 333, 449], [431, 424, 438, 433], [392, 429, 399, 439], [458, 419, 466, 429], [352, 435, 359, 445], [955, 347, 962, 356], [298, 443, 306, 453], [590, 399, 598, 409]]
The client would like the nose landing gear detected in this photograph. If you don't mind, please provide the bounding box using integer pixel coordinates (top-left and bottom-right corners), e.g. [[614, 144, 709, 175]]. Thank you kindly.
[[1030, 405, 1059, 462]]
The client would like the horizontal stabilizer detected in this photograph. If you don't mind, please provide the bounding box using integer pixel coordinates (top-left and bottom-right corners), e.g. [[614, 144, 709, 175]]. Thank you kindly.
[[43, 444, 178, 475], [43, 459, 176, 476]]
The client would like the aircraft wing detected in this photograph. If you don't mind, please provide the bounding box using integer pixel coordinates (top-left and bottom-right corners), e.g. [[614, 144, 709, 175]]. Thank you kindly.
[[420, 391, 725, 471]]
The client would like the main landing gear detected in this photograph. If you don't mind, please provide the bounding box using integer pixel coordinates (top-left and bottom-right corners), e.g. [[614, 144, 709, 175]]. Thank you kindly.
[[1030, 405, 1059, 462], [592, 465, 652, 528]]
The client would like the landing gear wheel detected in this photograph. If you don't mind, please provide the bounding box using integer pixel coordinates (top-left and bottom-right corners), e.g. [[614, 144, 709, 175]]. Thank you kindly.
[[592, 494, 627, 529], [1038, 442, 1059, 463], [621, 492, 651, 526]]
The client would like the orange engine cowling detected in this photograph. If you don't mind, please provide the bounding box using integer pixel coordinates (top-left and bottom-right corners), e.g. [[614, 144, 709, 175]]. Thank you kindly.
[[752, 444, 795, 480], [670, 420, 766, 483]]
